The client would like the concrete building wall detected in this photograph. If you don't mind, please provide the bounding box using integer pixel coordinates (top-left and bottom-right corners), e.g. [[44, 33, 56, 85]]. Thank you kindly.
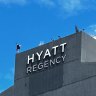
[[81, 32, 96, 62], [1, 32, 96, 96], [14, 32, 82, 96], [38, 76, 96, 96]]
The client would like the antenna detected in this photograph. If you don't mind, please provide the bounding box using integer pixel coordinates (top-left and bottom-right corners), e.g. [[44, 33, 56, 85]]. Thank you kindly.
[[82, 29, 85, 31], [51, 38, 54, 42], [58, 36, 61, 39], [75, 26, 79, 33]]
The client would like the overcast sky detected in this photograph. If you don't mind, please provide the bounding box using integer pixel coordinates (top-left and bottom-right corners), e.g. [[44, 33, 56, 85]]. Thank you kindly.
[[0, 0, 96, 93]]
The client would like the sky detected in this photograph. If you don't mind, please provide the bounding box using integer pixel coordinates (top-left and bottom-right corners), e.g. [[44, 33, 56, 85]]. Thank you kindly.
[[0, 0, 96, 93]]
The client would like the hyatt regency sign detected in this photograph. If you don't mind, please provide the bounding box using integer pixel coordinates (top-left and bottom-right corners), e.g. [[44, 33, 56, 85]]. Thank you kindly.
[[26, 43, 67, 74]]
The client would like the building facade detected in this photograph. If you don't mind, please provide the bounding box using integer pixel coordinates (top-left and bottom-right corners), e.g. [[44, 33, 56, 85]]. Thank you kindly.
[[1, 32, 96, 96]]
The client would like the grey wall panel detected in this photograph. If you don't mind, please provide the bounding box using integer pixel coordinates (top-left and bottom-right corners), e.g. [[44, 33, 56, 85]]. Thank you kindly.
[[63, 60, 96, 86], [38, 76, 96, 96], [81, 32, 96, 62], [15, 54, 27, 81], [0, 86, 14, 96], [29, 64, 63, 96], [14, 77, 29, 96]]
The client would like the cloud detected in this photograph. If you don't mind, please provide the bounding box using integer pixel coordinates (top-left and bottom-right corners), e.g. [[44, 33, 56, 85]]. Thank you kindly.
[[0, 0, 27, 5], [92, 36, 96, 39], [85, 24, 96, 39], [38, 41, 44, 46], [86, 24, 96, 34], [35, 0, 55, 7], [35, 0, 96, 16], [58, 0, 83, 14], [59, 0, 96, 13]]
